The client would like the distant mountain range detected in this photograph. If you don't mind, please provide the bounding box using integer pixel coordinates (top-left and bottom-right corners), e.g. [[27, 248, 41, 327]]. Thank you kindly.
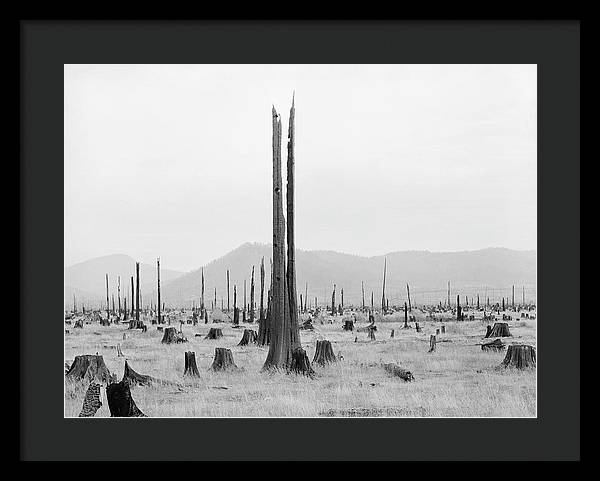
[[65, 245, 536, 309], [65, 254, 184, 307]]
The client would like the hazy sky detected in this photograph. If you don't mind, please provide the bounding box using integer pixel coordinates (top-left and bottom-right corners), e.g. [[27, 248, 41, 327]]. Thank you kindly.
[[65, 64, 536, 272]]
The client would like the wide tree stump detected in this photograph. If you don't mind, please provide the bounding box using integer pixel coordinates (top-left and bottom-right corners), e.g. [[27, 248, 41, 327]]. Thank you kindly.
[[481, 338, 506, 351], [342, 319, 354, 331], [78, 382, 103, 417], [74, 319, 84, 329], [237, 329, 258, 346], [123, 360, 155, 386], [312, 340, 337, 366], [288, 347, 315, 378], [66, 354, 112, 384], [210, 348, 239, 371], [501, 344, 536, 369], [183, 351, 200, 377], [106, 380, 147, 417], [161, 326, 188, 344], [428, 335, 437, 352], [205, 328, 223, 340], [383, 363, 415, 382], [128, 319, 146, 330], [485, 322, 512, 338]]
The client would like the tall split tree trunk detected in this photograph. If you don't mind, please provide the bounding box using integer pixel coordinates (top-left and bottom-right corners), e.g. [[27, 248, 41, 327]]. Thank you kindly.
[[456, 294, 461, 320], [447, 281, 451, 307], [227, 269, 230, 312], [407, 283, 412, 312], [157, 257, 161, 325], [331, 284, 336, 316], [286, 95, 301, 353], [304, 283, 308, 314], [117, 276, 121, 318]]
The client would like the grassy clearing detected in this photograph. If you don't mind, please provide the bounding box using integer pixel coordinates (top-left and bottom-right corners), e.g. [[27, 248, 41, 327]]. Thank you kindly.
[[64, 311, 536, 418]]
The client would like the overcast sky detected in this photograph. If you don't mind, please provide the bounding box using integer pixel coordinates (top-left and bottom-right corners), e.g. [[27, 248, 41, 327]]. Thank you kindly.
[[64, 64, 536, 272]]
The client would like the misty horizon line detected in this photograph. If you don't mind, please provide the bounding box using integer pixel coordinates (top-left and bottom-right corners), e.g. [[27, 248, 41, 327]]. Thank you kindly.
[[65, 242, 537, 272]]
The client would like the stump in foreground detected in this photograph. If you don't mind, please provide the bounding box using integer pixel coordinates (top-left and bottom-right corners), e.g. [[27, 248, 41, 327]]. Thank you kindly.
[[501, 344, 536, 369], [312, 340, 337, 366], [66, 354, 112, 384], [485, 322, 512, 338], [123, 360, 155, 386], [78, 382, 103, 417], [383, 363, 414, 382], [210, 347, 239, 371], [183, 351, 200, 377], [106, 380, 147, 417], [205, 328, 223, 340], [481, 338, 506, 351], [428, 335, 437, 352], [288, 347, 315, 378], [237, 329, 258, 346], [161, 326, 188, 344]]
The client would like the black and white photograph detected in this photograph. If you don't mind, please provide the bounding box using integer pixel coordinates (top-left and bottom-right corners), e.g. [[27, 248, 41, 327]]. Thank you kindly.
[[64, 64, 537, 418], [20, 19, 580, 461]]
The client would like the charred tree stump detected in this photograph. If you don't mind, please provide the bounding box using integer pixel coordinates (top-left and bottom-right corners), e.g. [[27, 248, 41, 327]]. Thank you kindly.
[[441, 325, 446, 334], [343, 319, 354, 331], [416, 322, 422, 333], [485, 322, 512, 338], [238, 329, 258, 346], [74, 318, 84, 328], [428, 335, 437, 352], [486, 325, 492, 337], [436, 328, 440, 336], [211, 347, 239, 371], [390, 329, 395, 338], [288, 347, 315, 377], [161, 326, 188, 344], [183, 351, 200, 377], [66, 354, 112, 384], [312, 340, 337, 366], [106, 380, 147, 417], [123, 360, 155, 386], [78, 382, 103, 417], [300, 318, 314, 330], [383, 363, 414, 382], [501, 345, 536, 369], [205, 328, 223, 340], [481, 339, 506, 351]]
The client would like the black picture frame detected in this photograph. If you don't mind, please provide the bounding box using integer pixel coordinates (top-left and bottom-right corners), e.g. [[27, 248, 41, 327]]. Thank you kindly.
[[20, 20, 580, 461]]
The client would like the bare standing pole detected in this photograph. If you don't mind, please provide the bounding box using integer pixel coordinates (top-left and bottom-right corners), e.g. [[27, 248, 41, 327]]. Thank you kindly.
[[117, 276, 121, 317], [157, 257, 161, 324], [381, 258, 387, 313], [361, 281, 365, 310], [227, 269, 230, 312], [135, 262, 140, 322], [130, 276, 134, 317], [105, 274, 110, 320], [407, 283, 412, 312]]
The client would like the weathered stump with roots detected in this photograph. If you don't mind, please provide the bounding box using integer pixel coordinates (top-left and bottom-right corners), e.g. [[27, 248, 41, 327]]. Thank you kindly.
[[383, 363, 414, 382], [183, 351, 200, 377], [78, 382, 103, 417], [238, 329, 258, 346], [485, 322, 512, 338], [205, 328, 223, 340], [123, 360, 155, 386], [161, 326, 188, 344], [428, 335, 437, 352], [106, 380, 147, 417], [74, 319, 84, 329], [288, 347, 315, 378], [501, 344, 536, 369], [211, 347, 239, 371], [481, 338, 506, 351], [66, 354, 112, 384], [312, 340, 337, 366]]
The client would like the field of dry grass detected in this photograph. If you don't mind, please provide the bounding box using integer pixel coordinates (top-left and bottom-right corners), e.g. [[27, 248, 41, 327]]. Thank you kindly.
[[64, 309, 536, 418]]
